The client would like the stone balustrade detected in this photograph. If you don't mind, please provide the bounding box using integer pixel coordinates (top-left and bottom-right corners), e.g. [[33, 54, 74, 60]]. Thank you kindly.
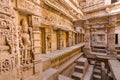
[[41, 43, 85, 71]]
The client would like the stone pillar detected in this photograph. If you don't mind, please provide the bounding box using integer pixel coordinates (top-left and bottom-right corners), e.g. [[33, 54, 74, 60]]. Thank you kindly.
[[67, 31, 72, 47], [76, 33, 79, 44], [84, 21, 91, 54], [72, 32, 75, 45], [45, 28, 52, 53], [32, 28, 42, 80], [107, 16, 117, 55], [29, 15, 43, 80], [57, 30, 64, 50]]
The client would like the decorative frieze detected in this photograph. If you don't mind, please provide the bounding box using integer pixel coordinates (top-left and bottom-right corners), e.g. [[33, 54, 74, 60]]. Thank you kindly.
[[80, 0, 105, 12], [41, 8, 73, 31], [17, 0, 41, 16], [0, 0, 14, 16], [44, 0, 77, 21]]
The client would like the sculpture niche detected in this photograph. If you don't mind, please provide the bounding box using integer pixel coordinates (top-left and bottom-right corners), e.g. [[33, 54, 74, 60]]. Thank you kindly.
[[19, 19, 32, 70]]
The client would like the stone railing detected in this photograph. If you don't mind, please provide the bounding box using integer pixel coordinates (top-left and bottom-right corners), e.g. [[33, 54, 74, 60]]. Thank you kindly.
[[41, 43, 85, 71]]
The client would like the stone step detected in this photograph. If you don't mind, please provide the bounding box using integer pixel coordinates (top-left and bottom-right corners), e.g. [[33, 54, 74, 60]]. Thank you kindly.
[[90, 60, 96, 65], [77, 58, 87, 62], [93, 49, 106, 53], [59, 75, 74, 80], [93, 74, 101, 80], [75, 66, 84, 73], [95, 62, 101, 66], [72, 72, 83, 80], [83, 65, 94, 80], [77, 58, 87, 66], [94, 66, 101, 69], [93, 69, 101, 75], [77, 61, 84, 66]]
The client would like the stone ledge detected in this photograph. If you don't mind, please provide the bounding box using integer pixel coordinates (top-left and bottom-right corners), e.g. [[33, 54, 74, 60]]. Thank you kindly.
[[43, 68, 58, 80], [41, 43, 84, 70], [83, 65, 94, 80], [108, 60, 120, 80], [58, 75, 73, 80], [41, 43, 85, 60]]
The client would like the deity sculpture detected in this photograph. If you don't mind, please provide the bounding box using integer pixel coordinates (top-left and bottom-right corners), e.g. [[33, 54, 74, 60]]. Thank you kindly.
[[19, 19, 32, 66]]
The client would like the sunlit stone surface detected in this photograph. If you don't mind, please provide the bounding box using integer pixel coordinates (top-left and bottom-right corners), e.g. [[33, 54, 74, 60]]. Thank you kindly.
[[0, 0, 120, 80]]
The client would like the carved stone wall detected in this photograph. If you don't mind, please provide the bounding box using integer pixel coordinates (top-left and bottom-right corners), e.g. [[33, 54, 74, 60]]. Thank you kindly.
[[0, 0, 19, 80], [0, 0, 78, 80]]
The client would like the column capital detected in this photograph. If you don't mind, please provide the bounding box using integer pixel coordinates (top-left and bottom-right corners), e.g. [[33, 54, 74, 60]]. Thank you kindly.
[[108, 15, 117, 27], [105, 23, 116, 28], [84, 20, 90, 30], [84, 20, 89, 25]]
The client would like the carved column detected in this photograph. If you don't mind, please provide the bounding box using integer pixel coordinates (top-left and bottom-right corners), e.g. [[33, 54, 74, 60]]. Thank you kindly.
[[78, 33, 80, 44], [107, 16, 117, 55], [75, 33, 79, 44], [29, 15, 42, 80], [84, 21, 91, 54], [45, 28, 52, 53], [32, 27, 42, 80], [67, 31, 72, 47], [57, 30, 64, 50], [72, 32, 75, 45]]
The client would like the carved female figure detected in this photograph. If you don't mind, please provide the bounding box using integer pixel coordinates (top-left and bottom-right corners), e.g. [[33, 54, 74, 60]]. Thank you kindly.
[[19, 19, 32, 66]]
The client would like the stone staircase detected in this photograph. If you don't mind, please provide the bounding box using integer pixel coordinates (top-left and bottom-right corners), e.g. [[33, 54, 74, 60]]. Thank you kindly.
[[92, 62, 102, 80], [92, 46, 106, 53], [71, 57, 88, 80]]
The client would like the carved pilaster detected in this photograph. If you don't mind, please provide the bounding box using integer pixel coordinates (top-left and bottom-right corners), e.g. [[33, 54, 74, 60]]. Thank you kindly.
[[67, 31, 73, 47], [57, 30, 64, 50], [28, 15, 42, 80], [72, 32, 75, 45], [45, 28, 52, 53], [107, 16, 117, 55], [84, 20, 91, 54]]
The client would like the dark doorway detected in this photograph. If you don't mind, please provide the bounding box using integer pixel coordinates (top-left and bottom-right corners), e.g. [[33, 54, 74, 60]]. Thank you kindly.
[[115, 34, 118, 44], [111, 0, 118, 3]]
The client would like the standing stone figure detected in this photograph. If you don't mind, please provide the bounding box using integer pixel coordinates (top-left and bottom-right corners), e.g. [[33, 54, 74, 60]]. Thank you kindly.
[[19, 19, 32, 67]]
